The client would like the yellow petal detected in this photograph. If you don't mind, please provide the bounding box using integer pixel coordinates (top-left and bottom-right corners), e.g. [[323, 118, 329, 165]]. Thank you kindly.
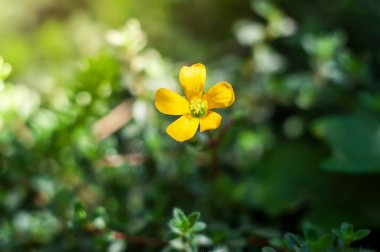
[[166, 115, 199, 142], [154, 88, 189, 115], [204, 82, 235, 109], [179, 63, 206, 99], [200, 111, 222, 132]]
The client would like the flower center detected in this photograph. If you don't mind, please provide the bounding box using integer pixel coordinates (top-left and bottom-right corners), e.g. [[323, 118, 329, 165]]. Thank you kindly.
[[189, 97, 207, 118]]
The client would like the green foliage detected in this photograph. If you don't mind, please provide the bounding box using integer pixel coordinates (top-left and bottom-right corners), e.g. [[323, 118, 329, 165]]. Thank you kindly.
[[165, 208, 209, 252], [0, 57, 11, 82], [314, 111, 380, 173], [332, 222, 371, 248], [0, 0, 380, 251], [266, 222, 371, 252]]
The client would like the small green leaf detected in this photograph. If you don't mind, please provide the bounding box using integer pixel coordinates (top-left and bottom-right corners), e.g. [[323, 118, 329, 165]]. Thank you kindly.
[[169, 238, 185, 250], [0, 57, 11, 81], [165, 232, 179, 241], [262, 247, 277, 252], [269, 237, 285, 248], [187, 212, 200, 226], [308, 234, 335, 252], [332, 229, 341, 238], [190, 222, 206, 232], [194, 234, 212, 246], [169, 226, 183, 235], [313, 113, 380, 173], [74, 202, 87, 221], [284, 233, 301, 250], [303, 223, 318, 241], [173, 208, 187, 223], [353, 229, 370, 241], [341, 222, 354, 235], [169, 219, 182, 228]]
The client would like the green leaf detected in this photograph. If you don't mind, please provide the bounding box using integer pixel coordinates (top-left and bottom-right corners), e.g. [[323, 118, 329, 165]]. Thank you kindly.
[[307, 234, 335, 252], [74, 202, 87, 221], [262, 247, 277, 252], [317, 234, 335, 249], [251, 141, 329, 216], [187, 212, 200, 226], [169, 219, 182, 228], [194, 234, 212, 246], [313, 112, 380, 173], [169, 238, 185, 250], [190, 222, 206, 232], [173, 208, 187, 223], [353, 229, 370, 241], [169, 219, 184, 235], [0, 57, 12, 81], [303, 223, 318, 241], [332, 229, 341, 238], [341, 222, 354, 235], [164, 232, 179, 241], [169, 226, 183, 235], [284, 233, 300, 250]]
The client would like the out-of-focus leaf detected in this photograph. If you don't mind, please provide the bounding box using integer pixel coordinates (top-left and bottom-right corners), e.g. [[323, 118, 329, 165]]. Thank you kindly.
[[284, 233, 300, 250], [74, 202, 87, 221], [252, 141, 328, 216], [307, 234, 335, 252], [303, 223, 318, 241], [190, 222, 206, 233], [165, 232, 178, 241], [173, 208, 188, 225], [341, 222, 354, 235], [262, 247, 277, 252], [314, 112, 380, 173], [187, 212, 200, 226], [353, 229, 370, 241]]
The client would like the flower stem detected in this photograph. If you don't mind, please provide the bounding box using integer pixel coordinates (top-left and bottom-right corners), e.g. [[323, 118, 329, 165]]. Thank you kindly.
[[206, 117, 233, 179]]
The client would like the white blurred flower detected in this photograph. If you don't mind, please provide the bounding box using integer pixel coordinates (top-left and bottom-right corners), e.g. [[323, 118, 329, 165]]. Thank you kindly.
[[269, 17, 297, 37], [0, 84, 40, 120], [106, 19, 147, 56], [234, 20, 266, 46], [253, 44, 285, 73], [320, 60, 345, 83], [108, 239, 126, 252], [132, 99, 148, 124], [69, 13, 105, 55]]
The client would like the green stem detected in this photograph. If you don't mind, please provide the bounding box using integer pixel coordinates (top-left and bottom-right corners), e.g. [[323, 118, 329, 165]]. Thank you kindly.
[[205, 118, 234, 179]]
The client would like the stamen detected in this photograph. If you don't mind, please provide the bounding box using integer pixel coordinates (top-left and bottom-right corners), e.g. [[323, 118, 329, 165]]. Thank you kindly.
[[189, 97, 207, 118]]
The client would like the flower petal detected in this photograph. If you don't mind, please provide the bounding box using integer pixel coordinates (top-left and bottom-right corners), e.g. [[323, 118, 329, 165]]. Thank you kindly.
[[166, 115, 199, 142], [179, 63, 206, 99], [200, 111, 222, 132], [154, 88, 189, 115], [204, 82, 235, 109]]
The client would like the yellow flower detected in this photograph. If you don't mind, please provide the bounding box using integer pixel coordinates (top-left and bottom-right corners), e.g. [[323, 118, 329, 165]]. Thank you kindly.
[[154, 63, 235, 142]]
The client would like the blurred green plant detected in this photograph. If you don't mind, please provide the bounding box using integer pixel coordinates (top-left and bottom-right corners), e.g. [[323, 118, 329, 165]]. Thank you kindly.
[[0, 57, 11, 85], [1, 0, 380, 251], [332, 223, 371, 249], [264, 222, 372, 252], [164, 208, 209, 252]]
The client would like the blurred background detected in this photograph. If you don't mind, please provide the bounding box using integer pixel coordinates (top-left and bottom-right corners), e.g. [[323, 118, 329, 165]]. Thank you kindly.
[[1, 0, 380, 251]]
